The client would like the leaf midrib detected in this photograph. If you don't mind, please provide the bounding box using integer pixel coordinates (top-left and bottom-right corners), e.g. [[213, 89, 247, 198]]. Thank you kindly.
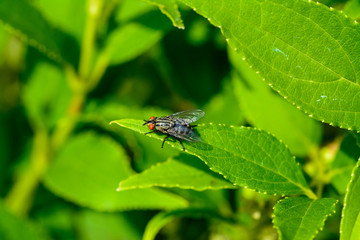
[[198, 0, 358, 85], [115, 120, 308, 193], [193, 126, 307, 191], [293, 200, 314, 239]]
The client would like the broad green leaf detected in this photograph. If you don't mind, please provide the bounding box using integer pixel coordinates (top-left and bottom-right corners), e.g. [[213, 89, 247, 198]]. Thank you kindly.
[[43, 132, 187, 211], [143, 208, 225, 240], [111, 119, 314, 197], [104, 1, 172, 65], [116, 0, 154, 23], [104, 22, 165, 65], [143, 0, 184, 29], [22, 62, 71, 128], [83, 102, 178, 170], [0, 202, 48, 240], [76, 210, 141, 240], [343, 0, 360, 19], [32, 0, 85, 44], [0, 0, 79, 65], [330, 133, 360, 194], [273, 197, 337, 240], [229, 48, 322, 157], [203, 78, 245, 125], [180, 0, 360, 131], [118, 154, 236, 191], [340, 159, 360, 240]]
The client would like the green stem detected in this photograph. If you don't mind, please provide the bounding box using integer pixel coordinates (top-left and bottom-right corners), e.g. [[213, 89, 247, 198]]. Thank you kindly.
[[304, 188, 318, 200], [79, 0, 103, 80], [87, 51, 109, 91], [50, 92, 85, 152], [4, 128, 49, 216], [4, 0, 106, 216]]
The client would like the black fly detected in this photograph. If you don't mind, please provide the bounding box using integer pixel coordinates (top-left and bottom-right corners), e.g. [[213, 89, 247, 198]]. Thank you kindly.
[[143, 109, 205, 151]]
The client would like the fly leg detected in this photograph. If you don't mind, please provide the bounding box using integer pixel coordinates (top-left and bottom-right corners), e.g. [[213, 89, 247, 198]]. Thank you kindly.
[[162, 135, 170, 148], [177, 138, 185, 151], [145, 130, 159, 135]]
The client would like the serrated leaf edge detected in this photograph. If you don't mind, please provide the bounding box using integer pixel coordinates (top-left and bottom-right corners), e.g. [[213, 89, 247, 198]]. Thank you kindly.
[[179, 0, 360, 132], [272, 197, 338, 240], [117, 158, 237, 191], [340, 157, 360, 237], [111, 120, 314, 197]]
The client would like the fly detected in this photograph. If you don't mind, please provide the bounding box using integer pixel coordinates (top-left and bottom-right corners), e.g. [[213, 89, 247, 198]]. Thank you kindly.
[[143, 109, 205, 151]]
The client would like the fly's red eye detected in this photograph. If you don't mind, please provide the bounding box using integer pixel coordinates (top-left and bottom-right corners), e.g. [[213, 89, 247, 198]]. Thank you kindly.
[[148, 123, 154, 130], [149, 116, 155, 120]]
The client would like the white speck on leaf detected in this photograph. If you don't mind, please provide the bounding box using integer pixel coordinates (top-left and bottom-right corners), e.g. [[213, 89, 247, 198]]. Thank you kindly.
[[272, 47, 289, 60]]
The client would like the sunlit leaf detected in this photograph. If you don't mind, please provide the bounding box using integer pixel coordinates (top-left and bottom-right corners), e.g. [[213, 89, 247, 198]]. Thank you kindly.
[[83, 103, 178, 170], [75, 210, 141, 240], [343, 0, 360, 20], [0, 202, 48, 240], [118, 154, 236, 191], [22, 62, 71, 128], [273, 197, 337, 240], [104, 1, 172, 66], [143, 0, 184, 29], [330, 133, 360, 194], [105, 22, 165, 65], [43, 132, 188, 211], [203, 78, 245, 125], [180, 0, 360, 131], [32, 0, 85, 43], [143, 208, 225, 240], [229, 48, 322, 156], [340, 159, 360, 240], [0, 0, 79, 65], [111, 119, 314, 196]]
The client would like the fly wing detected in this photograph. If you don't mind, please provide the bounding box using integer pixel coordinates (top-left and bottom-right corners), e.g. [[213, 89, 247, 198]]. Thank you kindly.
[[167, 127, 202, 142], [168, 109, 205, 124]]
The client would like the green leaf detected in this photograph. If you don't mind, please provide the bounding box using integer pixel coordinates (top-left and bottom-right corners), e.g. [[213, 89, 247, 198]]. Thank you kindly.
[[203, 78, 245, 125], [22, 61, 72, 128], [143, 0, 184, 29], [0, 202, 48, 240], [330, 133, 360, 194], [83, 103, 179, 170], [104, 22, 165, 65], [343, 0, 360, 20], [32, 0, 85, 44], [180, 0, 360, 131], [110, 119, 314, 197], [0, 0, 79, 65], [75, 210, 141, 240], [340, 159, 360, 240], [104, 1, 173, 66], [273, 197, 337, 240], [118, 154, 236, 191], [143, 208, 225, 240], [229, 48, 322, 156], [43, 132, 188, 211]]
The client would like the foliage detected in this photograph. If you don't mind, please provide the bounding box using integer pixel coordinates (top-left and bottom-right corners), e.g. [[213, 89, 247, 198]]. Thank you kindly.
[[0, 0, 359, 239]]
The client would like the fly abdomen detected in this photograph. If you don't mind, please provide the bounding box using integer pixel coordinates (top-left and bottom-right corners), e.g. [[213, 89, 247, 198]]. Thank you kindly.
[[174, 124, 192, 135]]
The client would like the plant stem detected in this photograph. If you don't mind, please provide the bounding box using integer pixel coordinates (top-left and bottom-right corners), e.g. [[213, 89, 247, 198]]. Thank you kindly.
[[79, 0, 103, 80], [4, 128, 49, 216], [4, 0, 105, 216], [304, 189, 318, 200]]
